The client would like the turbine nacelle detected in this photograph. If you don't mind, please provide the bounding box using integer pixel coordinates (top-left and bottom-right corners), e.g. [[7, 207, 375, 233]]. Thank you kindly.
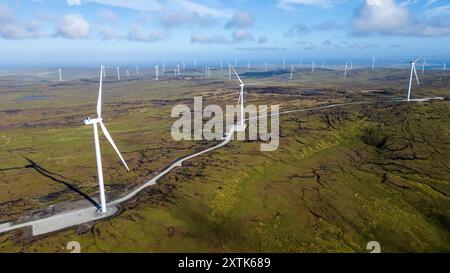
[[84, 117, 103, 125]]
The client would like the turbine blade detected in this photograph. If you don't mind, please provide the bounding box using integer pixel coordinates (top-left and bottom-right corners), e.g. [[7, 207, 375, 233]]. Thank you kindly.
[[231, 66, 243, 85], [413, 65, 420, 86], [99, 121, 130, 171], [97, 65, 103, 118], [415, 57, 422, 63]]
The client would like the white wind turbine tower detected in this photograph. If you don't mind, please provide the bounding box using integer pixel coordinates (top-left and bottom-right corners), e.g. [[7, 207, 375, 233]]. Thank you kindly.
[[58, 68, 62, 82], [407, 58, 420, 102], [228, 64, 232, 80], [283, 59, 286, 70], [155, 65, 159, 80], [264, 63, 268, 72], [103, 67, 106, 80], [311, 60, 316, 72], [182, 61, 186, 71], [177, 64, 180, 76], [126, 70, 130, 77], [372, 56, 377, 70], [136, 66, 139, 76], [290, 65, 295, 79], [232, 66, 247, 132], [194, 59, 197, 69], [344, 62, 348, 77], [421, 59, 429, 74], [444, 62, 447, 71], [220, 62, 223, 73], [116, 67, 120, 80], [162, 62, 165, 77], [321, 62, 324, 70], [84, 65, 130, 213]]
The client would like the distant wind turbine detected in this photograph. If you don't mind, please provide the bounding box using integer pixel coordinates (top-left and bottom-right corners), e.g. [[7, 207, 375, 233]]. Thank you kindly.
[[116, 67, 120, 81], [155, 65, 159, 80], [290, 65, 295, 79], [232, 66, 247, 132], [83, 65, 130, 213], [372, 56, 377, 70], [136, 66, 139, 76], [58, 68, 62, 82], [407, 58, 421, 102], [421, 59, 430, 74]]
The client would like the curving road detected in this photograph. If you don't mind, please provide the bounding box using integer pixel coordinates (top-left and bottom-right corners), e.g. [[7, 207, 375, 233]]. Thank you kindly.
[[0, 97, 444, 236]]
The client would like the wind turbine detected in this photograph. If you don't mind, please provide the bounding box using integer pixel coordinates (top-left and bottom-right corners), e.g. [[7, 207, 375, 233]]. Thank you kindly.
[[177, 64, 180, 76], [220, 62, 223, 73], [162, 62, 165, 77], [182, 61, 186, 71], [228, 64, 232, 80], [283, 59, 286, 70], [232, 66, 246, 132], [136, 66, 139, 76], [194, 60, 197, 69], [321, 62, 324, 70], [264, 63, 268, 72], [126, 70, 130, 77], [407, 58, 421, 102], [116, 67, 120, 80], [83, 65, 130, 213], [344, 62, 348, 77], [58, 68, 62, 82], [421, 59, 429, 74], [155, 65, 159, 80], [372, 56, 377, 70], [290, 65, 295, 79], [444, 63, 447, 71], [311, 60, 316, 72]]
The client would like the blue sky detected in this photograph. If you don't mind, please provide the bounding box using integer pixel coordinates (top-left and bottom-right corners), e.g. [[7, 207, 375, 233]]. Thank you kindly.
[[1, 0, 450, 67]]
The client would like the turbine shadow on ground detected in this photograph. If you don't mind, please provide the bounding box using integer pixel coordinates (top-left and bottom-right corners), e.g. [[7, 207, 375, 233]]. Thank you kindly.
[[22, 157, 100, 209]]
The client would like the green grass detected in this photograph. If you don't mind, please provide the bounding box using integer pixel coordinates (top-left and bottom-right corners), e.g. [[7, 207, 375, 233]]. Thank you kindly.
[[0, 68, 449, 252]]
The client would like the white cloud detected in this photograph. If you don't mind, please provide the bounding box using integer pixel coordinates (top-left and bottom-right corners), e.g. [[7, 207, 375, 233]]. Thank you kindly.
[[66, 0, 161, 12], [225, 11, 254, 29], [277, 0, 331, 10], [352, 0, 450, 36], [55, 13, 90, 39], [98, 27, 119, 40], [190, 33, 229, 44], [0, 3, 43, 39], [66, 0, 81, 6], [97, 8, 118, 22], [353, 0, 410, 34], [172, 0, 232, 18], [127, 25, 167, 42], [232, 29, 254, 42]]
